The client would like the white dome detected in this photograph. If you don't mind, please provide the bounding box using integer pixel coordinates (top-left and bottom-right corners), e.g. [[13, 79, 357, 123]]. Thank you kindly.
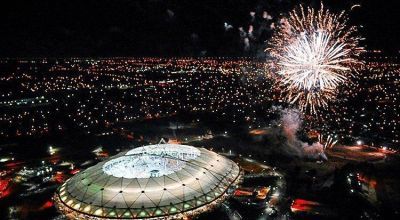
[[55, 144, 241, 219]]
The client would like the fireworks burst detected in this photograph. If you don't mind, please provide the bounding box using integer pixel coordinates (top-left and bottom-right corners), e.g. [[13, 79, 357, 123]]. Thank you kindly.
[[268, 4, 363, 114], [318, 134, 338, 150]]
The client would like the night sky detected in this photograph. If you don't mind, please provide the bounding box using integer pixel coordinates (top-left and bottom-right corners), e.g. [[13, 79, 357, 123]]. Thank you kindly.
[[0, 0, 399, 57]]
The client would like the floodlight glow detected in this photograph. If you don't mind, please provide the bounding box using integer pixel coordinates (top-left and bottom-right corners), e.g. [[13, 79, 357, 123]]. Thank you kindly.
[[102, 144, 201, 178]]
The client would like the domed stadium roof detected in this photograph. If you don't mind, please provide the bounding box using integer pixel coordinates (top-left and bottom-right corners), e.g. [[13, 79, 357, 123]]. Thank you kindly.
[[55, 144, 241, 219]]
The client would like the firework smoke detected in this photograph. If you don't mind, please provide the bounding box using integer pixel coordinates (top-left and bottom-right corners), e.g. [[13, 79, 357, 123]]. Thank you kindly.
[[281, 108, 302, 143], [279, 108, 333, 160], [279, 108, 303, 156], [268, 3, 363, 114], [302, 142, 326, 160]]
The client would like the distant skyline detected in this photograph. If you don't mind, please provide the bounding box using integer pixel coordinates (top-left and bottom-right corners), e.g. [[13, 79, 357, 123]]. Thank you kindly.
[[0, 0, 399, 57]]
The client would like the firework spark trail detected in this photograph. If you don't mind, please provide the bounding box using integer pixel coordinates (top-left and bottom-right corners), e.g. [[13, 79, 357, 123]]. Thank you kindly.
[[279, 31, 350, 90], [268, 3, 363, 114], [318, 134, 338, 150]]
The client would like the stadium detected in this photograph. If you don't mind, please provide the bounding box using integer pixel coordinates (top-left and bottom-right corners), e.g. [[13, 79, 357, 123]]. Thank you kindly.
[[54, 143, 241, 219]]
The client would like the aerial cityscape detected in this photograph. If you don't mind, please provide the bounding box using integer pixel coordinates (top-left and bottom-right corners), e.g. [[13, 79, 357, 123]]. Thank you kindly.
[[0, 0, 399, 220]]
